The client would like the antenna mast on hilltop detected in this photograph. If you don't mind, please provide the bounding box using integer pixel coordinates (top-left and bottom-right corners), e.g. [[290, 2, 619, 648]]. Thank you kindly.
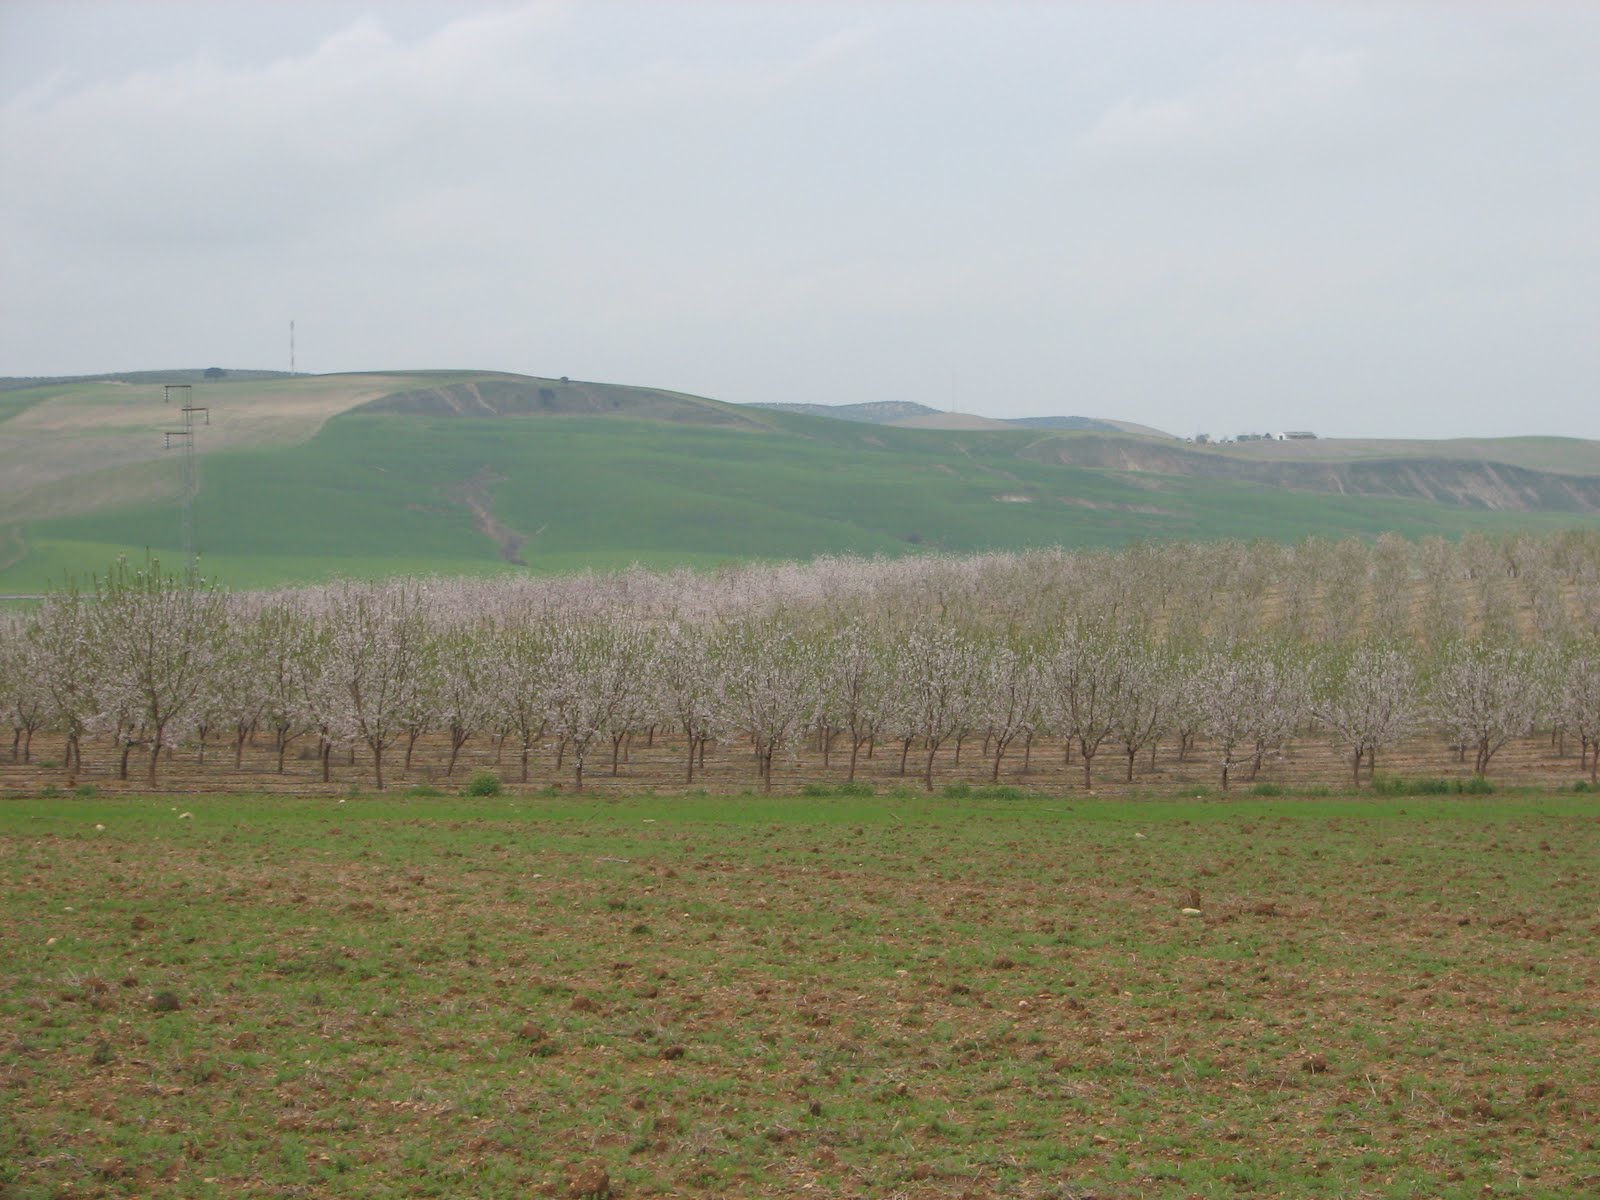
[[163, 384, 209, 576]]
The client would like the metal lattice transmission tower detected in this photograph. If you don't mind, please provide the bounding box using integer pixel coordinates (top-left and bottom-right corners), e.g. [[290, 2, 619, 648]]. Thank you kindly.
[[162, 384, 209, 575]]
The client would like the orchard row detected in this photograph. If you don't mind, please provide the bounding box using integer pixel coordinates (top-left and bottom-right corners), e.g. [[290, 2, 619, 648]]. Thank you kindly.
[[4, 531, 1600, 793]]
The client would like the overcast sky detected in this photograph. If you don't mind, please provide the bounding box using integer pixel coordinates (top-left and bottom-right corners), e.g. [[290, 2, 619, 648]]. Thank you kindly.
[[2, 1, 1596, 439]]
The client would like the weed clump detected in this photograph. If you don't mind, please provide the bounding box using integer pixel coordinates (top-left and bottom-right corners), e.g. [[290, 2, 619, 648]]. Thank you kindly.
[[801, 780, 877, 797], [150, 990, 182, 1013], [1372, 775, 1495, 796], [463, 770, 502, 797]]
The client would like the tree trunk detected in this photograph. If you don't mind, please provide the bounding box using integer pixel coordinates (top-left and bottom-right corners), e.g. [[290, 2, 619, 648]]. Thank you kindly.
[[321, 739, 332, 783], [899, 738, 912, 777], [1126, 747, 1136, 782], [923, 742, 938, 792], [847, 737, 861, 782], [371, 739, 386, 790], [1352, 746, 1363, 788], [519, 741, 530, 784], [147, 735, 163, 787], [447, 727, 469, 776]]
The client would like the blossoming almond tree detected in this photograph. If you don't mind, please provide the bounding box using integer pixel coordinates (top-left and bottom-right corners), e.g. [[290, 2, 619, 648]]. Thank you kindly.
[[817, 620, 893, 784], [714, 619, 818, 793], [654, 620, 719, 785], [92, 558, 227, 786], [979, 638, 1040, 783], [1198, 645, 1305, 790], [895, 625, 981, 792], [1107, 641, 1171, 784], [1312, 642, 1420, 787], [31, 583, 104, 782], [323, 580, 430, 790], [1044, 622, 1137, 789], [1554, 651, 1600, 782], [0, 618, 48, 765], [1430, 642, 1538, 777], [545, 618, 650, 792]]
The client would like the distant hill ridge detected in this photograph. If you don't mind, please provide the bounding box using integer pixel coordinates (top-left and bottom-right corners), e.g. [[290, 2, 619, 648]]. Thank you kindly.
[[748, 400, 1137, 434], [0, 367, 296, 393], [5, 366, 1600, 592]]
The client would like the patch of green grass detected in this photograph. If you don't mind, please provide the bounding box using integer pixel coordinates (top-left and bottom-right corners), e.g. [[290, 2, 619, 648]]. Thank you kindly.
[[9, 404, 1600, 589], [2, 791, 1595, 1197], [1372, 774, 1497, 796]]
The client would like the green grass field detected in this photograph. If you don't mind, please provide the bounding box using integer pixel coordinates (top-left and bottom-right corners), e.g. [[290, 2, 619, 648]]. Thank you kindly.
[[3, 791, 1595, 1198], [10, 408, 1600, 591]]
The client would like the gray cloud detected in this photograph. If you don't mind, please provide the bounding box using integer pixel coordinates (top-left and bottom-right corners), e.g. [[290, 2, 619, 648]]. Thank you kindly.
[[1, 1, 1596, 440]]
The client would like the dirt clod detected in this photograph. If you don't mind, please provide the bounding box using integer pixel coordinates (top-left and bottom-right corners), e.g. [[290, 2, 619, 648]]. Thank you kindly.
[[564, 1163, 611, 1198]]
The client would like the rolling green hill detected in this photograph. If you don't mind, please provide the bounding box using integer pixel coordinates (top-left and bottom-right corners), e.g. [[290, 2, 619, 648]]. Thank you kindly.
[[3, 369, 1600, 591]]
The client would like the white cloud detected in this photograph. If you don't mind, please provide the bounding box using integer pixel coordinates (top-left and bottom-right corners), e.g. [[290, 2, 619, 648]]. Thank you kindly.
[[1085, 46, 1372, 158]]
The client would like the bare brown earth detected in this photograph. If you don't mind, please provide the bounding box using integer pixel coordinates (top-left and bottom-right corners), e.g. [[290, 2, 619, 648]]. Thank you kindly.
[[0, 376, 415, 522], [441, 468, 531, 565], [1019, 434, 1600, 513], [2, 725, 1591, 800]]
